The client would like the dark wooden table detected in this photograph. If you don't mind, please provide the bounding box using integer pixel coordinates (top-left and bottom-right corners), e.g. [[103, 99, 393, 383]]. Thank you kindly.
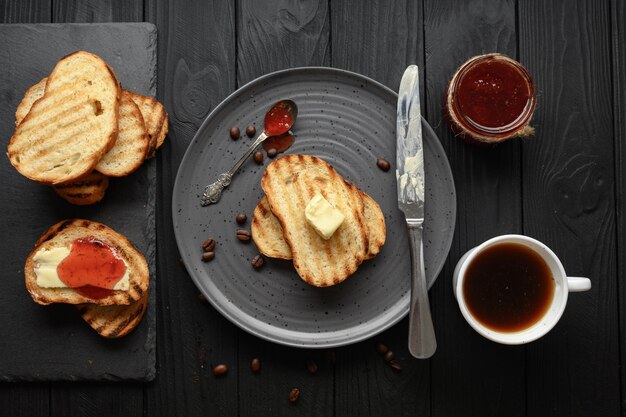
[[2, 0, 624, 416]]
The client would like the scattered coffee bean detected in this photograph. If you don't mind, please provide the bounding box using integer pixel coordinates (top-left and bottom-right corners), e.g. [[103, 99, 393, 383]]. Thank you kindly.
[[327, 350, 336, 364], [213, 364, 228, 376], [236, 213, 247, 225], [251, 358, 261, 373], [253, 150, 264, 165], [389, 360, 402, 372], [197, 293, 208, 304], [251, 254, 264, 269], [202, 238, 216, 252], [246, 125, 256, 137], [236, 229, 251, 242], [383, 351, 395, 362], [229, 127, 240, 140], [267, 148, 278, 158], [289, 388, 300, 403], [377, 158, 391, 172], [376, 342, 389, 355], [202, 251, 215, 262], [306, 359, 318, 375], [179, 258, 186, 270]]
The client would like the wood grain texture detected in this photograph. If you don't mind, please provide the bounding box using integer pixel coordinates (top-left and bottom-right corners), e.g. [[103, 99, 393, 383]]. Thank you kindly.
[[0, 0, 51, 22], [145, 0, 239, 416], [423, 1, 526, 416], [52, 0, 142, 22], [612, 0, 626, 412], [519, 1, 620, 416], [237, 0, 330, 86], [236, 1, 333, 415], [330, 1, 428, 416]]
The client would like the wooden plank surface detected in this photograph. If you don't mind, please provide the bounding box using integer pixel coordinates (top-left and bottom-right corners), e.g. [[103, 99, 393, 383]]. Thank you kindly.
[[519, 1, 620, 416], [235, 1, 334, 415], [423, 1, 526, 416], [330, 1, 430, 416], [144, 0, 239, 416]]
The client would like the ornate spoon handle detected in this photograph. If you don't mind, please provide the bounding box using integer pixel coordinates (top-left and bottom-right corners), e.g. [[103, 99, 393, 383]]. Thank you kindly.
[[201, 132, 268, 206]]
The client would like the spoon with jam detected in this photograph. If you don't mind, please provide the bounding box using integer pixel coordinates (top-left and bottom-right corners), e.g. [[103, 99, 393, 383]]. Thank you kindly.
[[201, 99, 298, 206]]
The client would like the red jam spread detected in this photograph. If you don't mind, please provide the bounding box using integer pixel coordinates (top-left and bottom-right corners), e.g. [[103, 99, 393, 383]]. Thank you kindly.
[[262, 132, 295, 153], [264, 106, 293, 136], [446, 54, 535, 142], [57, 237, 126, 299]]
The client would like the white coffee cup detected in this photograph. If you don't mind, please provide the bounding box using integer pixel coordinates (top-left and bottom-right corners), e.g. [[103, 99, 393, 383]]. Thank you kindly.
[[452, 234, 591, 345]]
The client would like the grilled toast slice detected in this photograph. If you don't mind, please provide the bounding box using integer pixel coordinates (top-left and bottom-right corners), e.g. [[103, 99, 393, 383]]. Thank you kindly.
[[77, 291, 148, 338], [261, 155, 368, 287], [126, 91, 167, 158], [15, 77, 47, 126], [8, 51, 121, 185], [53, 171, 109, 205], [252, 191, 385, 260], [95, 90, 149, 176], [25, 219, 149, 306]]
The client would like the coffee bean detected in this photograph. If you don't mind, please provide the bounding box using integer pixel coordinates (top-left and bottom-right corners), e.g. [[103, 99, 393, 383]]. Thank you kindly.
[[213, 364, 228, 376], [236, 213, 247, 225], [253, 150, 264, 165], [246, 125, 256, 137], [306, 359, 318, 375], [202, 251, 215, 262], [251, 358, 261, 373], [376, 342, 389, 355], [377, 158, 391, 172], [236, 229, 251, 242], [229, 127, 240, 140], [197, 293, 208, 304], [251, 254, 264, 269], [389, 360, 402, 372], [289, 388, 300, 403], [202, 238, 216, 252], [267, 148, 278, 158], [383, 351, 395, 362]]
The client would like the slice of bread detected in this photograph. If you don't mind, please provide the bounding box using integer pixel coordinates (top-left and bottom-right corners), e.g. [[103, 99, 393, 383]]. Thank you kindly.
[[8, 51, 121, 185], [95, 90, 149, 176], [15, 77, 47, 126], [126, 91, 167, 159], [261, 155, 369, 287], [76, 291, 148, 338], [252, 190, 386, 261], [25, 219, 149, 306], [53, 171, 109, 205]]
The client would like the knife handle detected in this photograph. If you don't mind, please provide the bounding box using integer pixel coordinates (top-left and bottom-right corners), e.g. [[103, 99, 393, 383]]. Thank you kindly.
[[407, 222, 437, 359]]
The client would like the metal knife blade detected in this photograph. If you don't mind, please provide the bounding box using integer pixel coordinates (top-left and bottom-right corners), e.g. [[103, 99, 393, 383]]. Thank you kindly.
[[396, 65, 425, 221], [396, 65, 436, 359]]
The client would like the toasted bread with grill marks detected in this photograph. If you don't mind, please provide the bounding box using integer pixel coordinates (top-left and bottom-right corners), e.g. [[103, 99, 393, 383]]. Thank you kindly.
[[76, 291, 148, 338], [53, 171, 109, 205], [252, 191, 385, 260], [8, 51, 121, 185], [261, 155, 368, 287], [126, 91, 167, 159], [95, 90, 149, 176], [25, 219, 149, 306], [15, 77, 47, 126]]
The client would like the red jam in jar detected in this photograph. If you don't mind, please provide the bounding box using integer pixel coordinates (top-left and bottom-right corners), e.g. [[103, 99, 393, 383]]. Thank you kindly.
[[445, 54, 536, 144], [57, 237, 126, 299]]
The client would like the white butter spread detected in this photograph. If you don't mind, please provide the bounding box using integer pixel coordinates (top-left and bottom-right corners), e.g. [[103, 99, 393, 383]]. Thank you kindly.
[[305, 193, 345, 240]]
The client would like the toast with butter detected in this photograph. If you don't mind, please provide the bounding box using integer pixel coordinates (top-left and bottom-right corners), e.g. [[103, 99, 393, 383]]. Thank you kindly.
[[77, 291, 148, 338], [253, 190, 386, 261], [53, 171, 109, 205], [8, 51, 121, 185], [25, 219, 149, 306], [261, 155, 369, 287]]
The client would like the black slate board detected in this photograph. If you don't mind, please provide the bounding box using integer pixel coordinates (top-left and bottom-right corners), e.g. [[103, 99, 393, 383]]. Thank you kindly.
[[0, 23, 157, 381]]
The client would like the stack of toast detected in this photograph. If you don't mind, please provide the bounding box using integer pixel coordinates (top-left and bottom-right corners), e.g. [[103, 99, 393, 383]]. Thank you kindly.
[[252, 154, 386, 287], [26, 219, 149, 338], [8, 50, 168, 205]]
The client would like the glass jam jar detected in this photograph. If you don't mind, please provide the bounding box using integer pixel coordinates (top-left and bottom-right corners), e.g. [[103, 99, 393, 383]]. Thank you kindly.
[[445, 53, 536, 144]]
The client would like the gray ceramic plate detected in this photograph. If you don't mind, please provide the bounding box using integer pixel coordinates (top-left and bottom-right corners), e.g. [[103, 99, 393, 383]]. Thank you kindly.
[[173, 67, 456, 348]]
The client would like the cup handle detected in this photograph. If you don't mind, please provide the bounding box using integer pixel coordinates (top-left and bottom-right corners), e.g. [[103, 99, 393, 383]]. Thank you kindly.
[[567, 277, 591, 292]]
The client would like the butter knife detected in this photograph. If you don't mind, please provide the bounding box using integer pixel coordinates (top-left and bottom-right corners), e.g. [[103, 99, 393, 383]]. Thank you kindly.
[[396, 65, 436, 359]]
